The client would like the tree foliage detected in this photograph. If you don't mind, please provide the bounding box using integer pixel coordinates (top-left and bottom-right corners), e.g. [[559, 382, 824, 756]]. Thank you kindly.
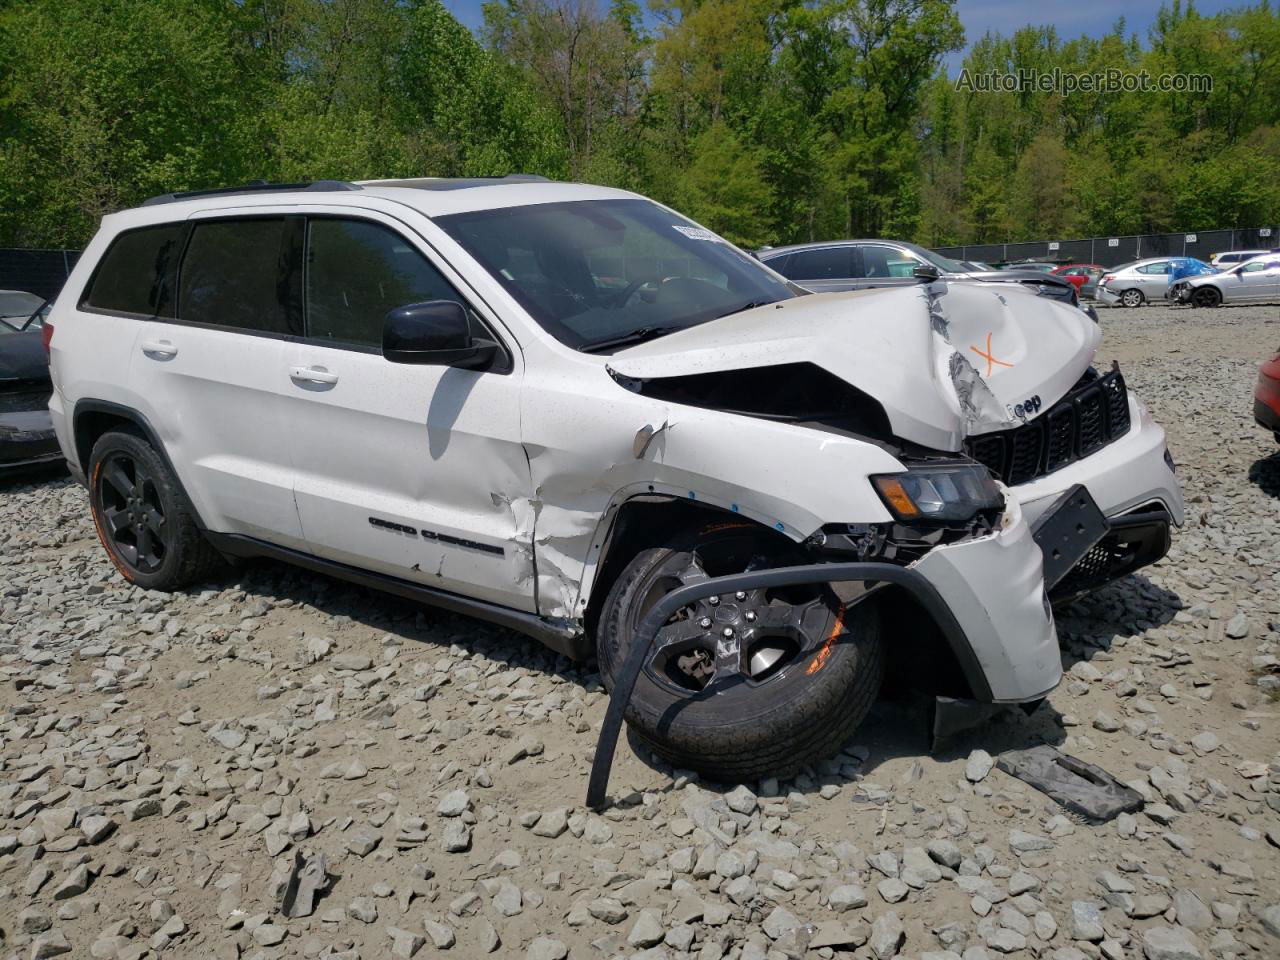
[[0, 0, 1277, 249]]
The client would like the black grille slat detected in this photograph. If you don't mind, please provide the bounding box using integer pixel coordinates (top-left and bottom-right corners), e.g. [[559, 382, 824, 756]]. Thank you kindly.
[[1006, 420, 1045, 485], [1076, 389, 1106, 455], [1044, 406, 1076, 471], [964, 368, 1131, 485]]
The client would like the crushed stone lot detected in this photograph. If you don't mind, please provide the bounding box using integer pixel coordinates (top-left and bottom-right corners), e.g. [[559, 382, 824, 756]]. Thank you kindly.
[[2, 303, 1279, 960]]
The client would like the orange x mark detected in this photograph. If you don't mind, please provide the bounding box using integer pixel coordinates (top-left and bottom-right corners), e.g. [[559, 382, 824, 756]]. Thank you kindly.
[[970, 331, 1014, 377]]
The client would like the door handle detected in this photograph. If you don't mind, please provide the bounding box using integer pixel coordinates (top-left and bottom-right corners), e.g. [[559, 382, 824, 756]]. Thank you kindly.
[[141, 339, 178, 359], [289, 365, 339, 385]]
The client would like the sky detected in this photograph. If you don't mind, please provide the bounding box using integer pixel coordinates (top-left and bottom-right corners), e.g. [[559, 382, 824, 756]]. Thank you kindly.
[[443, 0, 1244, 73]]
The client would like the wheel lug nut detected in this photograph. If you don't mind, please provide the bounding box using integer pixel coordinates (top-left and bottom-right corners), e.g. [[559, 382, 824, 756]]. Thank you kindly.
[[735, 591, 747, 601], [722, 627, 734, 638], [745, 611, 756, 622], [698, 617, 712, 629]]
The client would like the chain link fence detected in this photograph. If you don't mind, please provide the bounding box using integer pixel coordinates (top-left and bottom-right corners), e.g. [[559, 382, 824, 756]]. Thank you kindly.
[[0, 248, 82, 301], [934, 226, 1279, 268]]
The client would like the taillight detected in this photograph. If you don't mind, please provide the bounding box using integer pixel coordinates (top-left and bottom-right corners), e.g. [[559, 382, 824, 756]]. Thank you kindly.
[[1100, 275, 1114, 285], [41, 321, 54, 354]]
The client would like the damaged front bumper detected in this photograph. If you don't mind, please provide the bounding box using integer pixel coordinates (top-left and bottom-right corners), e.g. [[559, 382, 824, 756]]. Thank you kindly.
[[908, 495, 1061, 705]]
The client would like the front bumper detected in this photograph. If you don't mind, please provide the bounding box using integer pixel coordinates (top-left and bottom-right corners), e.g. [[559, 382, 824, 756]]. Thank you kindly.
[[0, 408, 61, 470], [910, 497, 1061, 704]]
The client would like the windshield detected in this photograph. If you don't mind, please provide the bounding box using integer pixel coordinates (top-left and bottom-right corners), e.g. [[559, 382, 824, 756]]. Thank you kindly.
[[915, 247, 971, 274], [435, 199, 795, 350]]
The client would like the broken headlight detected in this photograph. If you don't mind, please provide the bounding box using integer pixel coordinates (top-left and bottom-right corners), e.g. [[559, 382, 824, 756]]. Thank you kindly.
[[871, 464, 1003, 522]]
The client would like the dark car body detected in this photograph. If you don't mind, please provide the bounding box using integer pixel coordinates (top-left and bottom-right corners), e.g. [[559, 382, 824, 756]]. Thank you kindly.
[[758, 239, 1097, 320], [1256, 351, 1280, 442], [1, 291, 60, 471]]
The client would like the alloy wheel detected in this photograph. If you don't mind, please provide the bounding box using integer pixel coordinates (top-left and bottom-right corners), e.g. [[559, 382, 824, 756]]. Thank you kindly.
[[637, 549, 841, 695], [95, 452, 169, 574], [1121, 289, 1143, 307]]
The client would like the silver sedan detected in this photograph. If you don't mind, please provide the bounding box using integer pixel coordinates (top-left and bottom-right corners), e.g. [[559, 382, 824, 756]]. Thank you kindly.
[[1096, 259, 1178, 308], [1172, 254, 1280, 307]]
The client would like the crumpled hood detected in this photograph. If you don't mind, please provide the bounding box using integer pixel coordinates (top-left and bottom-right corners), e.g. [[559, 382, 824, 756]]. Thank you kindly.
[[608, 282, 1100, 451], [0, 330, 50, 383]]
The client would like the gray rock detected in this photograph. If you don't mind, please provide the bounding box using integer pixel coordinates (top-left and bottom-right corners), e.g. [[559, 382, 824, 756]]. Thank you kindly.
[[878, 877, 910, 903], [388, 927, 425, 958], [531, 808, 568, 838], [1009, 830, 1054, 853], [985, 928, 1026, 954], [347, 896, 377, 923], [437, 789, 471, 817], [1071, 901, 1105, 942], [762, 905, 801, 940], [966, 750, 995, 783], [870, 910, 905, 959], [1141, 925, 1202, 960], [526, 937, 568, 960], [423, 917, 456, 949], [1172, 889, 1213, 932], [628, 910, 666, 948], [725, 784, 758, 814], [588, 897, 628, 924], [928, 839, 963, 869], [829, 884, 868, 912]]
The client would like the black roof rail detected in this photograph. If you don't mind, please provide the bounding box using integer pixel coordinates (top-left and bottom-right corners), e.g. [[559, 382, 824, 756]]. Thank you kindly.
[[142, 180, 361, 207]]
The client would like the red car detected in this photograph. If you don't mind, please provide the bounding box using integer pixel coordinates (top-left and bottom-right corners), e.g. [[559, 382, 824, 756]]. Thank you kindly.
[[1257, 351, 1280, 442], [1052, 263, 1106, 295]]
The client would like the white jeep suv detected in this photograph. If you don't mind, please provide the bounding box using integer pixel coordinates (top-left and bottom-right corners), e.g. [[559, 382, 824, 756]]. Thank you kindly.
[[46, 177, 1183, 781]]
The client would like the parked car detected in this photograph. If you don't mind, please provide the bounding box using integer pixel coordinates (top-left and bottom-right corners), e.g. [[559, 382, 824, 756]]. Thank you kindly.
[[1, 289, 61, 472], [1208, 249, 1274, 268], [757, 240, 1097, 320], [48, 178, 1182, 780], [1051, 264, 1105, 298], [999, 261, 1059, 273], [1096, 258, 1185, 307], [1256, 351, 1280, 443], [1171, 254, 1280, 307]]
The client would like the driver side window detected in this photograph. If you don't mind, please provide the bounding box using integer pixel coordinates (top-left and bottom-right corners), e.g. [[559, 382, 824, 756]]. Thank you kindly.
[[306, 218, 462, 347]]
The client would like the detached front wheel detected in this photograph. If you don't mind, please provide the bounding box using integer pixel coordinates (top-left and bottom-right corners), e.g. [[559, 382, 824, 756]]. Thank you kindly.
[[597, 527, 884, 783]]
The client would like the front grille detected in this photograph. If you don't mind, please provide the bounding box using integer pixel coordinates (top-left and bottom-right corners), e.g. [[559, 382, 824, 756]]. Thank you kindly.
[[965, 367, 1131, 486]]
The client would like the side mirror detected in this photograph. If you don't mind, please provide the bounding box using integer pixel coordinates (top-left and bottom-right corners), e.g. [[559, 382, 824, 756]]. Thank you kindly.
[[913, 263, 941, 283], [383, 300, 497, 369]]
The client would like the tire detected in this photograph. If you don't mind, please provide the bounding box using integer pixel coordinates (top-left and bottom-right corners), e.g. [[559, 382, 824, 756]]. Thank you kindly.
[[1119, 288, 1144, 308], [1191, 286, 1222, 308], [596, 526, 884, 783], [88, 428, 222, 590]]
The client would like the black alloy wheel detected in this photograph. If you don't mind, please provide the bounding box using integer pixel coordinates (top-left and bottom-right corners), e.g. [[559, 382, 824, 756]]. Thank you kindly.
[[95, 451, 169, 574]]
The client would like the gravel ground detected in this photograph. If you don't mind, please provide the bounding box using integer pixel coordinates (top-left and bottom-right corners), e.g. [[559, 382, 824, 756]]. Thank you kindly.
[[2, 303, 1278, 960]]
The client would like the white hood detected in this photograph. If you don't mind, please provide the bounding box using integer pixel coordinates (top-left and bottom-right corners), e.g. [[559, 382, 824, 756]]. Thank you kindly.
[[608, 282, 1101, 451]]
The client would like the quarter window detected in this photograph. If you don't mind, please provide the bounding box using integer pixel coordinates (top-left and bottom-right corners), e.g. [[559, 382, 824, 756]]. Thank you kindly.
[[82, 223, 184, 317], [305, 219, 461, 347], [178, 218, 303, 334]]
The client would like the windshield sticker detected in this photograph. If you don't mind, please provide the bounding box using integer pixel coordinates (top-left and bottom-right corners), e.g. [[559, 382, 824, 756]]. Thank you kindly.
[[672, 225, 725, 243]]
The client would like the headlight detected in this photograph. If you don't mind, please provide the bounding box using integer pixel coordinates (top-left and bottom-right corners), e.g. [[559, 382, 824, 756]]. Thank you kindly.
[[871, 464, 1004, 522]]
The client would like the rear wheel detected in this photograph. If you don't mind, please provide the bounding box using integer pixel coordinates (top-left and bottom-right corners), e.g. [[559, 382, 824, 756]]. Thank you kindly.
[[88, 429, 222, 590], [1192, 286, 1222, 308], [1120, 288, 1145, 308], [596, 526, 884, 783]]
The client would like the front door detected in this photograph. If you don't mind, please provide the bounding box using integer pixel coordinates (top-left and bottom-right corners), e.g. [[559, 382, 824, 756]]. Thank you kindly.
[[1228, 259, 1280, 302], [279, 213, 535, 611]]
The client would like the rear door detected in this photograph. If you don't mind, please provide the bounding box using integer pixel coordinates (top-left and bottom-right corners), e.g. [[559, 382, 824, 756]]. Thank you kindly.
[[129, 214, 305, 546], [768, 246, 858, 292], [279, 211, 535, 611], [1135, 260, 1172, 296]]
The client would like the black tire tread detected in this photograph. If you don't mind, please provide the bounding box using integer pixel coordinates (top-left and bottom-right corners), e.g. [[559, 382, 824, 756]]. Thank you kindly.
[[598, 539, 884, 783], [89, 428, 222, 590]]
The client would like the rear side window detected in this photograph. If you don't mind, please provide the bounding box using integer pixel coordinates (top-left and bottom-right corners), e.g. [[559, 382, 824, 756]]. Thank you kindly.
[[82, 224, 184, 317], [783, 247, 854, 281], [859, 245, 918, 278], [305, 219, 460, 347], [178, 218, 303, 335]]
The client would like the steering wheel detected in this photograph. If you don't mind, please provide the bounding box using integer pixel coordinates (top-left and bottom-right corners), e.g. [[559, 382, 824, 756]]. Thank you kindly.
[[605, 277, 671, 308]]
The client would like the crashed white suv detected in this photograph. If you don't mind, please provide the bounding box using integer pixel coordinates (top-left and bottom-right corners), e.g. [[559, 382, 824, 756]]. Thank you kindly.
[[47, 177, 1183, 780]]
